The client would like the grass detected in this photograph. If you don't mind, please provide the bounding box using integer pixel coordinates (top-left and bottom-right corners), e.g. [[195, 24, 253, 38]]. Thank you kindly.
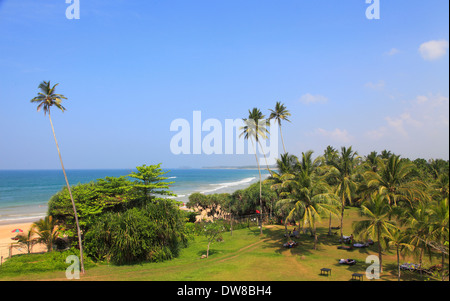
[[0, 207, 446, 281]]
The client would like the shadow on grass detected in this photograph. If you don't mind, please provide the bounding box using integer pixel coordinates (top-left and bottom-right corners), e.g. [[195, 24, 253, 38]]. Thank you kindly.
[[260, 226, 315, 257]]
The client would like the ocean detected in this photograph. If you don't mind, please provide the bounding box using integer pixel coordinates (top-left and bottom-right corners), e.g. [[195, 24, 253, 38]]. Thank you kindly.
[[0, 169, 270, 225]]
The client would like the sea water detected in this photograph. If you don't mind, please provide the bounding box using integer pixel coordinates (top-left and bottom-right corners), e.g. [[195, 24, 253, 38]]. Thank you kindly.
[[0, 169, 269, 225]]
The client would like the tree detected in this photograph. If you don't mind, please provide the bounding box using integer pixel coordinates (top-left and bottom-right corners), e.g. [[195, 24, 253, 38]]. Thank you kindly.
[[387, 228, 414, 281], [16, 227, 37, 254], [127, 164, 176, 205], [277, 151, 339, 249], [400, 202, 433, 275], [322, 145, 339, 166], [30, 81, 85, 274], [325, 146, 359, 238], [365, 151, 380, 173], [429, 198, 449, 280], [276, 153, 298, 175], [32, 216, 60, 252], [203, 221, 226, 258], [240, 108, 269, 235], [363, 155, 429, 207], [352, 195, 397, 273], [268, 101, 291, 154]]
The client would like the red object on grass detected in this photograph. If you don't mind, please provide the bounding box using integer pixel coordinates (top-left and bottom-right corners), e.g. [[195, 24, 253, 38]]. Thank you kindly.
[[256, 210, 261, 214]]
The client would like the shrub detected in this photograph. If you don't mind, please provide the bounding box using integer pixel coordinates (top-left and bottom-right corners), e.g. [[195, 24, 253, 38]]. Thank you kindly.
[[84, 200, 188, 265]]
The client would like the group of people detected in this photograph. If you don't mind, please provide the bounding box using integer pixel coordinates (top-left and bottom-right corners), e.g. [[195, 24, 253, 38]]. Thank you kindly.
[[339, 258, 356, 265], [283, 240, 298, 248], [284, 228, 300, 238], [282, 228, 300, 248], [340, 234, 374, 247]]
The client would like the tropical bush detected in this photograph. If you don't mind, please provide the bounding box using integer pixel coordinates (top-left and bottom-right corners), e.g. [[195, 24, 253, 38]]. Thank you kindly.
[[84, 200, 188, 265]]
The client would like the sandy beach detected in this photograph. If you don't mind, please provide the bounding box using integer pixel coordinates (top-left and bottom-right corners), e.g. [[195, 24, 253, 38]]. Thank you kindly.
[[0, 222, 47, 262]]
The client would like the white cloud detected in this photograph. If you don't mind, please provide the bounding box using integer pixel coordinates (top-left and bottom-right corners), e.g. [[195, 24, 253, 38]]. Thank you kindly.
[[419, 40, 449, 61], [365, 80, 386, 90], [366, 93, 449, 140], [385, 48, 400, 56], [312, 128, 353, 144], [385, 113, 423, 137], [366, 127, 388, 140], [299, 93, 328, 104]]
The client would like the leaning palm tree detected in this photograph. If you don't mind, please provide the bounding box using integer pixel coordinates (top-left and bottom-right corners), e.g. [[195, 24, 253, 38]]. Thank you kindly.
[[268, 102, 291, 154], [30, 81, 85, 273], [352, 194, 398, 274], [240, 108, 268, 235]]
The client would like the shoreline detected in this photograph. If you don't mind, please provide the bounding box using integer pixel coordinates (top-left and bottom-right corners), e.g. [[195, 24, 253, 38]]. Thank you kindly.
[[0, 216, 46, 227], [0, 172, 271, 260], [0, 171, 271, 227]]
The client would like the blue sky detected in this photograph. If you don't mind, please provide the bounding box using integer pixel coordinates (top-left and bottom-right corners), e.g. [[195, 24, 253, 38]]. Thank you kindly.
[[0, 0, 448, 169]]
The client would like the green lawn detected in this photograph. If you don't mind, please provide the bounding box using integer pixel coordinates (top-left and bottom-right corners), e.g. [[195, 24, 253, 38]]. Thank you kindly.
[[0, 208, 444, 281]]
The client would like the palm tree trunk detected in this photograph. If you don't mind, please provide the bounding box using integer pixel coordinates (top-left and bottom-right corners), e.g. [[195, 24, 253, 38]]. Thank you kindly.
[[257, 140, 272, 175], [284, 217, 289, 241], [279, 124, 286, 154], [442, 252, 446, 281], [328, 213, 332, 236], [340, 197, 345, 239], [419, 248, 424, 275], [48, 112, 85, 274], [377, 229, 383, 274], [397, 247, 401, 281], [313, 221, 317, 250], [251, 139, 263, 235]]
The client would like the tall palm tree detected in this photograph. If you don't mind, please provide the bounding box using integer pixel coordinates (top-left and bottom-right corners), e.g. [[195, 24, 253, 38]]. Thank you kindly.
[[30, 81, 85, 273], [325, 146, 359, 238], [32, 216, 60, 252], [240, 108, 268, 235], [268, 102, 291, 154], [352, 194, 397, 273], [277, 151, 339, 249]]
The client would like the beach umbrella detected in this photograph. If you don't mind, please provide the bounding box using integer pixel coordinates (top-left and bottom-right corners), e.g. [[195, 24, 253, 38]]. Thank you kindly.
[[11, 229, 23, 233]]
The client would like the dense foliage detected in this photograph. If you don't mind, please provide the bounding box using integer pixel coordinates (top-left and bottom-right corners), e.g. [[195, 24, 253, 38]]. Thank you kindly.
[[46, 164, 188, 265], [84, 200, 188, 265]]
